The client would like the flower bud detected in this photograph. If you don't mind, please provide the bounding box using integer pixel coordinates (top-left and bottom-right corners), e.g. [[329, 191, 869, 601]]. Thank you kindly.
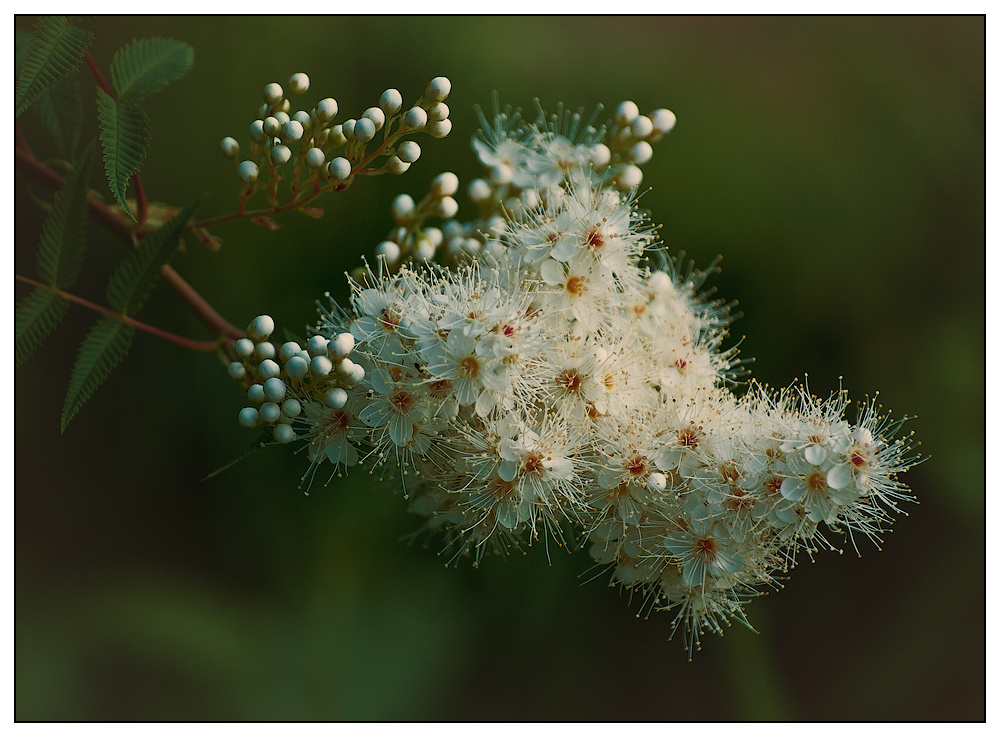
[[328, 157, 352, 180], [391, 194, 415, 223], [631, 115, 654, 139], [425, 76, 451, 101], [615, 100, 639, 125], [330, 332, 355, 358], [386, 156, 410, 175], [316, 97, 339, 122], [262, 116, 281, 137], [273, 424, 296, 444], [363, 107, 386, 130], [305, 148, 326, 168], [396, 141, 421, 163], [649, 108, 677, 137], [615, 164, 643, 190], [324, 388, 349, 409], [238, 407, 259, 428], [263, 83, 283, 104], [247, 384, 266, 405], [263, 377, 286, 402], [220, 137, 239, 158], [402, 106, 427, 131], [435, 196, 459, 219], [249, 120, 267, 143], [280, 120, 304, 143], [310, 355, 333, 377], [260, 402, 281, 423], [237, 161, 259, 183], [270, 145, 292, 165], [425, 119, 452, 138], [379, 88, 403, 114], [467, 178, 491, 203], [375, 240, 401, 264], [287, 72, 310, 95], [235, 338, 255, 358], [629, 141, 653, 165], [228, 362, 246, 380], [247, 315, 275, 341], [354, 117, 376, 142], [427, 102, 449, 122], [431, 172, 459, 197], [292, 110, 312, 128], [281, 398, 302, 418]]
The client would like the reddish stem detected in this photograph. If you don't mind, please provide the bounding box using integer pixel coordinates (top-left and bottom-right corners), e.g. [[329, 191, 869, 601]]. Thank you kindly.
[[15, 274, 223, 352], [132, 173, 148, 226], [83, 50, 113, 96]]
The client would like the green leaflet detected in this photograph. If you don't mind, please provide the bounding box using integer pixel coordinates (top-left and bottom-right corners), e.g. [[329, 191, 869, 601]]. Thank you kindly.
[[16, 29, 83, 158], [110, 38, 194, 100], [96, 88, 149, 219], [61, 317, 135, 432], [106, 200, 199, 315], [15, 289, 69, 366], [15, 16, 92, 118], [37, 143, 95, 289]]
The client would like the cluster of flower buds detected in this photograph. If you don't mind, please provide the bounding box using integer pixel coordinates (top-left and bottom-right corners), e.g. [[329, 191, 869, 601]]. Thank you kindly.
[[228, 314, 361, 446], [219, 74, 454, 213], [226, 94, 917, 655]]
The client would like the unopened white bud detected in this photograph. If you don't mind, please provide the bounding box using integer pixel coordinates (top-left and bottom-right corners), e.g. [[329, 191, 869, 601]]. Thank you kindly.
[[258, 359, 280, 379], [348, 363, 366, 384], [249, 120, 267, 144], [354, 117, 376, 142], [590, 143, 611, 168], [363, 107, 386, 130], [324, 388, 349, 409], [375, 240, 401, 264], [274, 111, 290, 126], [402, 106, 427, 131], [415, 237, 435, 261], [247, 315, 275, 341], [307, 335, 329, 356], [489, 164, 512, 185], [615, 100, 640, 125], [238, 407, 259, 428], [328, 157, 352, 180], [259, 402, 281, 423], [247, 384, 266, 405], [386, 156, 410, 175], [631, 115, 654, 139], [292, 110, 312, 128], [273, 424, 295, 444], [305, 148, 326, 168], [263, 83, 284, 104], [397, 141, 421, 163], [426, 76, 451, 101], [279, 341, 301, 362], [427, 102, 449, 122], [263, 377, 286, 402], [327, 125, 347, 148], [423, 227, 443, 247], [468, 178, 491, 203], [285, 355, 309, 379], [281, 120, 304, 143], [310, 355, 333, 377], [288, 73, 310, 95], [253, 341, 276, 361], [282, 398, 302, 418], [425, 119, 452, 138], [649, 108, 677, 137], [270, 145, 292, 165], [221, 137, 239, 158], [615, 164, 643, 190], [315, 97, 338, 122], [436, 196, 459, 219], [629, 141, 653, 165], [391, 194, 415, 223], [235, 338, 255, 358], [379, 88, 403, 114], [647, 472, 668, 492], [336, 358, 356, 377], [431, 172, 459, 197], [330, 332, 355, 358], [262, 116, 281, 137], [342, 119, 356, 139], [227, 362, 246, 380]]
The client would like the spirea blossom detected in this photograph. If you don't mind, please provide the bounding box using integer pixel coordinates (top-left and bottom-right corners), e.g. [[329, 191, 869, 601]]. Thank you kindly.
[[225, 90, 918, 656]]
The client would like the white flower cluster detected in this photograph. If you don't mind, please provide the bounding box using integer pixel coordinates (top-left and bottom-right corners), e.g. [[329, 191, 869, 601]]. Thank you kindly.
[[220, 73, 452, 189], [227, 94, 917, 655]]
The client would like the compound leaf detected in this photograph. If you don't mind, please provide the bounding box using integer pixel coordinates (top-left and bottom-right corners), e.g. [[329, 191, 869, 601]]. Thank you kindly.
[[15, 288, 69, 366], [110, 38, 194, 100], [96, 88, 149, 219], [15, 16, 92, 117], [37, 142, 95, 288], [61, 317, 135, 432]]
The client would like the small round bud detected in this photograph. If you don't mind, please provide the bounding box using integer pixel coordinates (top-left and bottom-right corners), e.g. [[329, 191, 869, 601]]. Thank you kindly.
[[415, 237, 435, 261], [429, 173, 458, 199], [274, 111, 290, 126], [263, 83, 284, 104], [307, 335, 330, 356], [270, 145, 292, 165], [327, 125, 347, 148], [442, 219, 463, 238], [238, 407, 259, 428], [391, 194, 415, 223], [292, 110, 312, 128], [235, 338, 255, 358], [220, 137, 239, 158], [423, 226, 443, 247], [468, 178, 491, 203], [258, 359, 280, 379], [277, 100, 290, 113], [402, 106, 427, 131], [263, 377, 287, 403], [305, 148, 326, 168], [247, 315, 275, 341], [426, 76, 451, 101], [379, 88, 403, 114], [336, 358, 356, 377], [280, 120, 304, 143], [353, 117, 376, 143], [521, 188, 539, 210], [324, 388, 349, 409], [342, 119, 356, 140], [288, 72, 310, 95], [237, 161, 259, 183], [649, 108, 677, 137], [348, 363, 366, 384], [259, 401, 281, 424], [330, 332, 355, 358], [315, 97, 339, 122], [647, 472, 668, 492], [282, 398, 302, 418], [262, 116, 281, 137], [273, 424, 296, 444], [427, 102, 449, 122], [249, 120, 267, 143], [310, 355, 333, 377], [363, 107, 385, 130], [375, 240, 401, 264], [615, 164, 643, 190], [396, 141, 421, 163], [253, 341, 276, 361], [285, 355, 309, 379], [425, 119, 452, 139], [386, 156, 410, 175], [247, 384, 266, 405], [630, 115, 654, 139], [435, 196, 459, 219], [279, 341, 302, 363], [615, 100, 640, 125], [629, 140, 653, 165], [328, 157, 352, 180], [590, 143, 611, 168], [227, 362, 247, 380], [489, 164, 512, 185]]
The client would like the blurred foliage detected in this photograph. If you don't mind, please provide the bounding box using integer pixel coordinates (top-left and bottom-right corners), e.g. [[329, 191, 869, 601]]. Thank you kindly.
[[15, 16, 984, 721]]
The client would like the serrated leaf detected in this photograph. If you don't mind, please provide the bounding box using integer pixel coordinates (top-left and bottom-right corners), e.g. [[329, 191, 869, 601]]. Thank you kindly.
[[96, 88, 149, 219], [16, 16, 93, 117], [36, 142, 95, 289], [110, 38, 194, 101], [16, 29, 83, 158], [60, 316, 134, 432], [106, 200, 199, 315], [15, 288, 69, 366]]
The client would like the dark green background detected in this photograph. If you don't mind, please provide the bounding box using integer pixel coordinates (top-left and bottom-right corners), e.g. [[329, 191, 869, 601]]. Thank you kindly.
[[15, 16, 984, 721]]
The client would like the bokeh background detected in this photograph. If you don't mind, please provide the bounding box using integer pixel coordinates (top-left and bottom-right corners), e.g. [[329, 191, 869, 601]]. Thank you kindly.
[[15, 16, 984, 721]]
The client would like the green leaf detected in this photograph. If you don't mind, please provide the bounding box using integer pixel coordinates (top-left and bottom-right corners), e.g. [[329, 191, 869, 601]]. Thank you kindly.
[[15, 288, 69, 366], [96, 88, 149, 219], [16, 29, 83, 158], [106, 201, 199, 315], [15, 16, 93, 118], [36, 142, 95, 289], [61, 317, 135, 432], [110, 38, 194, 100]]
